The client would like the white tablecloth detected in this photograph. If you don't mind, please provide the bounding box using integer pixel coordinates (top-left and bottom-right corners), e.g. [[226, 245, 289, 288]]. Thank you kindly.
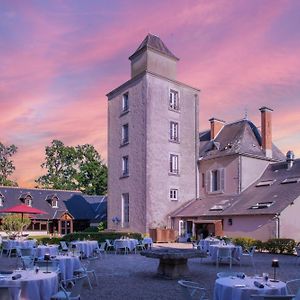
[[55, 255, 81, 281], [36, 245, 59, 258], [209, 244, 242, 262], [114, 239, 138, 252], [142, 238, 153, 247], [214, 276, 288, 300], [70, 241, 99, 257], [5, 239, 37, 249], [0, 269, 58, 300]]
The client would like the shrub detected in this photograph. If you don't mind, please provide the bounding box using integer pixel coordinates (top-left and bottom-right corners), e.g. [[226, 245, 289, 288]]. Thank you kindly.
[[265, 238, 296, 254], [83, 227, 98, 233], [232, 237, 256, 250]]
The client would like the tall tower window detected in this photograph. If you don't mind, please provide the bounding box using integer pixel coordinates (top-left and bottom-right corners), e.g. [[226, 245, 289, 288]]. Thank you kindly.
[[169, 89, 179, 111], [169, 154, 179, 174], [170, 121, 179, 142], [122, 92, 129, 112], [122, 193, 129, 227], [122, 156, 129, 176], [121, 124, 129, 145]]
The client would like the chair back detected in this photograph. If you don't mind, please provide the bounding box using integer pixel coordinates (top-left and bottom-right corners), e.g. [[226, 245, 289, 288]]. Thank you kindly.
[[105, 239, 112, 247], [217, 247, 232, 259], [295, 247, 300, 257], [22, 256, 35, 270], [178, 280, 208, 300], [0, 284, 21, 300], [69, 275, 87, 298], [60, 241, 69, 251], [2, 240, 10, 250], [99, 242, 106, 251], [249, 246, 256, 255], [35, 259, 60, 272]]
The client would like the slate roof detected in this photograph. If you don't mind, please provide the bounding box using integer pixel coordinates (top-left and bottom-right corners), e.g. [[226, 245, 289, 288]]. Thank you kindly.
[[172, 159, 300, 218], [199, 119, 285, 161], [129, 33, 179, 61], [0, 186, 106, 222]]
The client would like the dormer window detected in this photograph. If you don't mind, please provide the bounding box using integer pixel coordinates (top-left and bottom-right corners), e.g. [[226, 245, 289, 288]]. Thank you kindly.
[[281, 177, 300, 184], [256, 180, 275, 187], [52, 197, 58, 208], [249, 201, 274, 209], [24, 195, 32, 206], [0, 193, 4, 207]]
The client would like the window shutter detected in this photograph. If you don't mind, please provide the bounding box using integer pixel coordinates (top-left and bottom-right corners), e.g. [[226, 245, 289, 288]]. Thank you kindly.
[[220, 168, 225, 192], [205, 171, 210, 192]]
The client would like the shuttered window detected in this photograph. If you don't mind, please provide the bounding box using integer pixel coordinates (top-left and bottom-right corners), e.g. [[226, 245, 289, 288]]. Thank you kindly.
[[206, 168, 225, 193]]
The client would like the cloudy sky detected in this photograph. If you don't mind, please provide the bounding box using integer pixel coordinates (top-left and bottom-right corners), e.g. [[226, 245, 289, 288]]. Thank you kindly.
[[1, 0, 300, 187]]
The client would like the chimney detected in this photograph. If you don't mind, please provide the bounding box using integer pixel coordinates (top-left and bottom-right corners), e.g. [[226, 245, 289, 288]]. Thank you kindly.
[[209, 118, 225, 140], [259, 106, 273, 158], [286, 150, 295, 169]]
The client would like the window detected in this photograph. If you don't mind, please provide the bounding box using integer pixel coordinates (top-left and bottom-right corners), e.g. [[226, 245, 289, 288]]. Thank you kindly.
[[0, 193, 4, 207], [206, 169, 225, 193], [281, 177, 300, 184], [256, 180, 275, 187], [52, 197, 58, 208], [122, 92, 129, 112], [122, 156, 129, 176], [202, 173, 205, 188], [24, 195, 32, 206], [170, 189, 178, 201], [170, 154, 179, 174], [121, 124, 129, 145], [170, 121, 179, 142], [169, 89, 179, 111], [249, 201, 274, 209], [122, 193, 129, 227], [209, 200, 230, 211]]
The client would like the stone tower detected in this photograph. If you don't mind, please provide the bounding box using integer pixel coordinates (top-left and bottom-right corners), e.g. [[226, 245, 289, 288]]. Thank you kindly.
[[107, 34, 199, 233]]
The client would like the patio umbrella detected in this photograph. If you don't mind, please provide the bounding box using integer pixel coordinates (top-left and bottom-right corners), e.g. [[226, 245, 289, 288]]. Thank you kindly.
[[0, 204, 48, 221]]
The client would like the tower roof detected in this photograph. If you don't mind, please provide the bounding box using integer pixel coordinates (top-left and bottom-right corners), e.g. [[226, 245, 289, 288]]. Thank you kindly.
[[129, 33, 179, 61]]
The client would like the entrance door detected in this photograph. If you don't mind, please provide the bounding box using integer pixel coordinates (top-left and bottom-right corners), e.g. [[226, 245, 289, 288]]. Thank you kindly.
[[61, 221, 71, 235]]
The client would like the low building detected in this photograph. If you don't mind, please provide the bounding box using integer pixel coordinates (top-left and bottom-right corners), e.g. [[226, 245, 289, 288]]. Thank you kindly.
[[0, 186, 107, 236]]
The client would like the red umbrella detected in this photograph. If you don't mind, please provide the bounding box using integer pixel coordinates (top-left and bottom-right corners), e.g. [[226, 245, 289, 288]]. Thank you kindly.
[[0, 204, 47, 220]]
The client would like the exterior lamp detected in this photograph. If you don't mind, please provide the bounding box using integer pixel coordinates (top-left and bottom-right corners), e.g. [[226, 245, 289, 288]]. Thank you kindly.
[[271, 259, 279, 281]]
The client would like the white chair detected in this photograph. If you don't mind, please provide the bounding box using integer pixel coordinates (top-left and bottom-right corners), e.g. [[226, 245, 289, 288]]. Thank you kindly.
[[216, 247, 232, 268], [114, 240, 129, 255], [21, 256, 35, 270], [250, 295, 295, 299], [51, 275, 87, 300], [59, 241, 69, 254], [98, 242, 107, 257], [135, 240, 145, 253], [73, 258, 97, 290], [0, 283, 21, 300], [178, 280, 209, 300], [286, 279, 300, 298], [35, 259, 60, 273], [217, 271, 245, 278], [105, 239, 114, 252], [240, 246, 256, 267], [1, 240, 14, 257]]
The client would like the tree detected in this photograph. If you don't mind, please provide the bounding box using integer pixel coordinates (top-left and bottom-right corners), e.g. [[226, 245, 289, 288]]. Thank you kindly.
[[36, 140, 107, 195], [1, 214, 31, 238], [0, 142, 18, 186], [76, 144, 108, 195]]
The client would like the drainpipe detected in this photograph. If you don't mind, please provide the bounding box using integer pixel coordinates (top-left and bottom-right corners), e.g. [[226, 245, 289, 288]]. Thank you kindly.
[[195, 94, 199, 199], [275, 215, 280, 239]]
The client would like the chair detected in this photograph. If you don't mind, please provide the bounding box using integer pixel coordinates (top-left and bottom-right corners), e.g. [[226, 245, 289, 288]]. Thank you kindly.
[[1, 240, 15, 257], [286, 279, 300, 297], [0, 283, 21, 300], [114, 240, 129, 255], [98, 242, 107, 257], [51, 275, 87, 300], [73, 258, 97, 290], [240, 246, 256, 267], [216, 247, 232, 268], [35, 259, 60, 273], [59, 241, 69, 254], [178, 280, 209, 300], [21, 256, 35, 270], [217, 271, 245, 278], [105, 239, 114, 252], [135, 240, 145, 253], [250, 295, 295, 300]]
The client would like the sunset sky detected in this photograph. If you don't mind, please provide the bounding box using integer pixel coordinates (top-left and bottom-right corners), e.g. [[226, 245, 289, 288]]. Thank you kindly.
[[1, 0, 300, 187]]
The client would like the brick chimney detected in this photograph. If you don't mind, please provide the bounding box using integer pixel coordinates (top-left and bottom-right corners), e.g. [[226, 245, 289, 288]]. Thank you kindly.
[[209, 118, 225, 140], [259, 106, 273, 158]]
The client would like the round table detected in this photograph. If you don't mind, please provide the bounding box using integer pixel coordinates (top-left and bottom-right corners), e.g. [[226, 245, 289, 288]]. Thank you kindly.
[[114, 239, 138, 252], [199, 238, 220, 252], [70, 241, 99, 257], [5, 239, 37, 249], [0, 269, 58, 300], [214, 276, 288, 300], [54, 255, 81, 281], [36, 245, 59, 258], [209, 244, 242, 262]]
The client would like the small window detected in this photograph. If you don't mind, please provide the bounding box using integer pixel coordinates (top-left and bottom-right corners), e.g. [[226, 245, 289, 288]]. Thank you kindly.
[[202, 173, 205, 188], [170, 121, 179, 142], [24, 195, 32, 207], [170, 154, 179, 174], [249, 201, 274, 209], [206, 169, 225, 193], [122, 156, 129, 176], [209, 205, 224, 211], [122, 193, 129, 227], [169, 89, 179, 111], [122, 92, 129, 112], [228, 218, 233, 226], [121, 124, 129, 145], [52, 198, 58, 208], [281, 177, 300, 184], [170, 189, 178, 201], [256, 180, 275, 187]]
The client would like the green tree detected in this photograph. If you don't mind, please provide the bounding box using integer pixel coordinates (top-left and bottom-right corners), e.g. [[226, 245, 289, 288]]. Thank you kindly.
[[0, 142, 18, 186], [36, 140, 107, 195], [76, 144, 107, 195], [35, 140, 78, 190], [1, 214, 31, 238]]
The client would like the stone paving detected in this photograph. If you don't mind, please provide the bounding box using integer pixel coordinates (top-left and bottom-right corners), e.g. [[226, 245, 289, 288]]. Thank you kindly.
[[1, 242, 300, 299]]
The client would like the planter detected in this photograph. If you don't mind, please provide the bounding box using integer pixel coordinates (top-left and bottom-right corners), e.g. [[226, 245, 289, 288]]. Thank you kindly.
[[149, 228, 177, 243]]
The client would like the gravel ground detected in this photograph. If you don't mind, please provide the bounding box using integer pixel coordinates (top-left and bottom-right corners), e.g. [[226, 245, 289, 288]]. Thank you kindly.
[[1, 243, 300, 300]]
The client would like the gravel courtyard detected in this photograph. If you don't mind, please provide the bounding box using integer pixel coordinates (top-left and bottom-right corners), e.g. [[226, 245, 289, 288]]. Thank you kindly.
[[1, 243, 300, 300]]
